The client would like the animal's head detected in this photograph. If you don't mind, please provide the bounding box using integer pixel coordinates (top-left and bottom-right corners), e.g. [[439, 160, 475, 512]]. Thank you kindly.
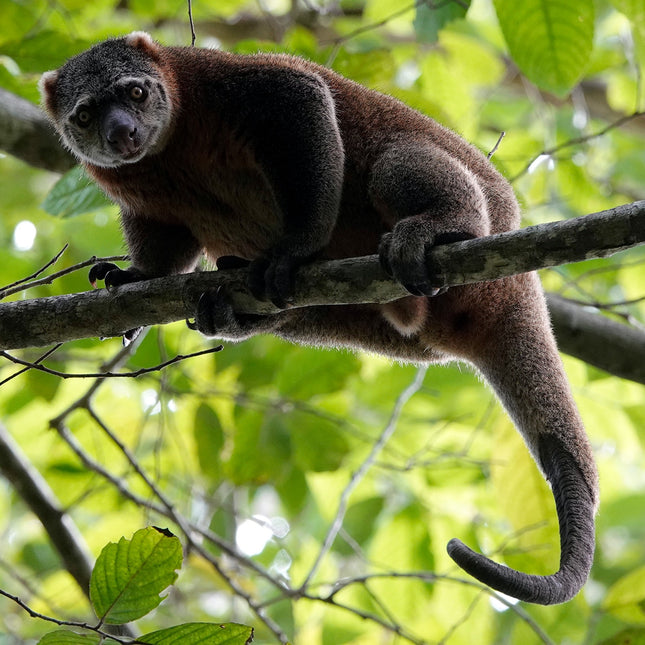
[[39, 32, 174, 168]]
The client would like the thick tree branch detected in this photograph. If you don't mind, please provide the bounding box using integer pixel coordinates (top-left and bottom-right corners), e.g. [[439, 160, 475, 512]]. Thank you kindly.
[[0, 422, 94, 594], [546, 294, 645, 384], [0, 201, 643, 382], [0, 88, 75, 173]]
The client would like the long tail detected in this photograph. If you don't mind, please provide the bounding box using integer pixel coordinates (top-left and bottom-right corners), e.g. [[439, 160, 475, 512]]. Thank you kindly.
[[446, 274, 598, 605], [447, 433, 595, 604]]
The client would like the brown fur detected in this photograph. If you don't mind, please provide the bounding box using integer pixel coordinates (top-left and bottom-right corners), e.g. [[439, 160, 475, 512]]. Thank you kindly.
[[41, 32, 598, 604]]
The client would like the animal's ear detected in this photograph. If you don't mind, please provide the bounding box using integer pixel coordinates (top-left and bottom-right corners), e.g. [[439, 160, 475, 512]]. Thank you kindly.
[[125, 31, 161, 59], [38, 70, 59, 116]]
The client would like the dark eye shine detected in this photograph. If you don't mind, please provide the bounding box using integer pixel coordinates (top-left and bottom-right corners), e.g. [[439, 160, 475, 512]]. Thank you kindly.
[[76, 109, 92, 127]]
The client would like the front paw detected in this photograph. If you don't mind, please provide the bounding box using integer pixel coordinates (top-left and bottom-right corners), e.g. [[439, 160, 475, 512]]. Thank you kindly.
[[188, 287, 272, 340], [379, 223, 472, 297], [89, 262, 145, 344], [89, 262, 146, 289], [248, 252, 304, 309], [378, 220, 440, 296]]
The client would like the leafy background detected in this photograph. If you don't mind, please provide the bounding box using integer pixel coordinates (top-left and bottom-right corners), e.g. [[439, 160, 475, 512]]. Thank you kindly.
[[1, 0, 645, 644]]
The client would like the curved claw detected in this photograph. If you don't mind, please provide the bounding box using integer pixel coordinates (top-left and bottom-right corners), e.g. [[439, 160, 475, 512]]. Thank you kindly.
[[447, 434, 595, 605], [88, 262, 146, 343], [122, 326, 143, 346], [88, 263, 145, 290], [89, 262, 120, 287], [249, 253, 301, 309], [216, 256, 251, 270], [190, 287, 241, 337], [378, 227, 444, 297]]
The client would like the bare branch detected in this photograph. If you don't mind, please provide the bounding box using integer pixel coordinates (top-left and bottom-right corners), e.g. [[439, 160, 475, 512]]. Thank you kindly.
[[0, 202, 642, 359], [0, 345, 223, 379], [0, 88, 75, 173], [547, 294, 645, 384], [0, 254, 128, 300]]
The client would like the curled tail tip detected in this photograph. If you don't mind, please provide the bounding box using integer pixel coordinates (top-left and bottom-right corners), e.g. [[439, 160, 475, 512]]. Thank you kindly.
[[446, 537, 470, 560], [445, 536, 587, 605]]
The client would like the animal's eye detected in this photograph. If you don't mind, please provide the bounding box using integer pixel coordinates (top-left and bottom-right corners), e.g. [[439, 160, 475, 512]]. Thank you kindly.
[[130, 85, 147, 102], [76, 109, 92, 127]]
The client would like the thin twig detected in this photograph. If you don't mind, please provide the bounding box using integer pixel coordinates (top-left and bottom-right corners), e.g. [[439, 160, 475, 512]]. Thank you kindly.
[[0, 245, 68, 295], [511, 111, 645, 182], [0, 344, 62, 386], [0, 254, 127, 300], [187, 0, 196, 45], [321, 571, 555, 644], [487, 131, 505, 159], [0, 589, 128, 643], [300, 366, 428, 590], [0, 345, 222, 379]]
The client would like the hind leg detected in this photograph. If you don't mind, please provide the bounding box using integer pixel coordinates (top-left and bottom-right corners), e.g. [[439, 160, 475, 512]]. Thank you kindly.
[[371, 141, 490, 297]]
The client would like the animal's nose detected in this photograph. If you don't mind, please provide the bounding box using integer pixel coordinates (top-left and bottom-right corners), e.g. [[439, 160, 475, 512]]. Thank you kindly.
[[103, 109, 139, 155]]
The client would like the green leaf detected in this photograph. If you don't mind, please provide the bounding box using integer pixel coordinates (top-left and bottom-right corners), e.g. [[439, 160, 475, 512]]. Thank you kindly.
[[363, 0, 410, 27], [38, 631, 101, 645], [194, 403, 225, 480], [227, 410, 291, 485], [286, 411, 350, 472], [26, 368, 62, 402], [139, 622, 254, 644], [367, 503, 435, 616], [90, 527, 183, 624], [491, 417, 558, 575], [493, 0, 594, 96], [603, 565, 645, 624], [275, 466, 309, 516], [275, 347, 360, 400], [42, 166, 111, 218], [0, 2, 39, 48], [0, 31, 89, 73], [611, 0, 645, 106], [414, 0, 470, 44], [334, 496, 384, 555], [599, 628, 645, 645]]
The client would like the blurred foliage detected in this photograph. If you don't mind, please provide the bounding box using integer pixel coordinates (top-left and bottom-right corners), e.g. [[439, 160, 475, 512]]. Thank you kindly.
[[0, 0, 645, 644]]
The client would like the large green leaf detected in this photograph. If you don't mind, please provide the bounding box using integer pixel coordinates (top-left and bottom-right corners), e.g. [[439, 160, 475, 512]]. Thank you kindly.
[[227, 410, 291, 485], [493, 0, 594, 96], [90, 527, 182, 624], [491, 416, 558, 575], [139, 622, 254, 644], [333, 496, 384, 556], [42, 166, 112, 218]]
